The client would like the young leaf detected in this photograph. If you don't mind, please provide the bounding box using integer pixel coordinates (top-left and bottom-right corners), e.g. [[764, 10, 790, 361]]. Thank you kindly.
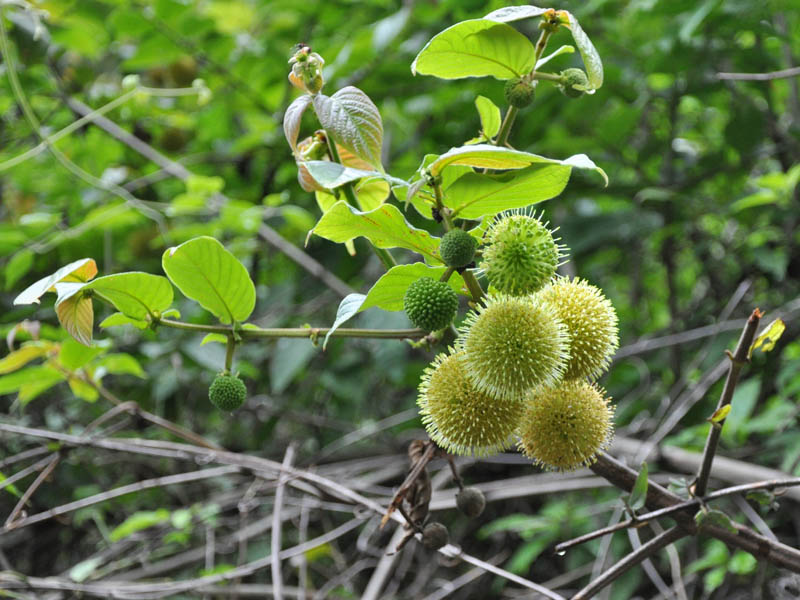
[[94, 353, 146, 378], [629, 462, 649, 511], [283, 93, 313, 152], [59, 338, 106, 370], [475, 96, 501, 139], [99, 313, 148, 330], [444, 164, 571, 219], [312, 86, 383, 168], [303, 161, 405, 190], [0, 366, 63, 396], [0, 342, 51, 374], [56, 293, 94, 346], [411, 19, 536, 80], [535, 44, 575, 69], [14, 258, 97, 305], [109, 509, 171, 542], [323, 293, 367, 349], [83, 272, 174, 321], [708, 404, 732, 424], [162, 237, 256, 325], [311, 201, 442, 264], [695, 508, 738, 534], [484, 5, 549, 23], [749, 318, 785, 358], [563, 12, 604, 91]]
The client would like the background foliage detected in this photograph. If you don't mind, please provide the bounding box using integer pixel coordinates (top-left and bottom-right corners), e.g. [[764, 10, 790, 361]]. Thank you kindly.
[[1, 0, 799, 598]]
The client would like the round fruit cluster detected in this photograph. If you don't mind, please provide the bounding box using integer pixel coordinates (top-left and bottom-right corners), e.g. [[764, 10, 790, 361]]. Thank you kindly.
[[408, 211, 618, 471]]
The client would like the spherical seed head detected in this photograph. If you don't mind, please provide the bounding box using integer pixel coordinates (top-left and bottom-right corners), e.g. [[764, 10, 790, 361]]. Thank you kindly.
[[209, 373, 247, 411], [559, 68, 589, 98], [480, 213, 563, 296], [456, 487, 486, 518], [504, 77, 535, 109], [404, 277, 459, 331], [518, 380, 614, 471], [418, 350, 523, 456], [439, 229, 478, 268], [457, 294, 570, 401], [422, 522, 449, 550], [536, 277, 619, 380]]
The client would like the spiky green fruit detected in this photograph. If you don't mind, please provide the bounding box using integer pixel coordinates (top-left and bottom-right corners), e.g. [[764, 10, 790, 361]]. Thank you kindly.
[[504, 77, 535, 108], [422, 522, 449, 550], [536, 277, 619, 380], [418, 350, 523, 456], [457, 294, 570, 401], [456, 487, 486, 518], [559, 68, 589, 98], [209, 373, 247, 411], [518, 380, 614, 471], [439, 229, 477, 268], [480, 212, 563, 296], [404, 277, 458, 331]]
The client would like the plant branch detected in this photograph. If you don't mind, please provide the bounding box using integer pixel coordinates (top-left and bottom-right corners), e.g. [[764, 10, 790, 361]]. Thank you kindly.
[[272, 444, 295, 600], [694, 308, 762, 496], [717, 66, 800, 80]]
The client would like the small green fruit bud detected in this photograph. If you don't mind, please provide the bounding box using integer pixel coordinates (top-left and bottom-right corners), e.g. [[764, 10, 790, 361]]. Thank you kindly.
[[421, 522, 449, 550], [418, 350, 523, 456], [536, 277, 619, 380], [209, 373, 247, 411], [504, 77, 535, 109], [439, 229, 477, 268], [480, 212, 564, 296], [404, 278, 458, 331], [457, 294, 570, 401], [518, 380, 614, 471], [559, 68, 589, 98], [456, 487, 486, 518]]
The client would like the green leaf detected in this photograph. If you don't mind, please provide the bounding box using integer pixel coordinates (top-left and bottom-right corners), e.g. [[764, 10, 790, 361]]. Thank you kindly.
[[749, 318, 785, 358], [56, 293, 94, 347], [303, 161, 404, 190], [69, 377, 99, 402], [475, 96, 501, 139], [59, 338, 106, 370], [411, 19, 535, 80], [703, 566, 727, 593], [99, 312, 148, 329], [284, 94, 313, 153], [535, 44, 575, 69], [563, 12, 604, 91], [361, 264, 468, 312], [94, 354, 146, 378], [4, 249, 34, 291], [84, 273, 174, 321], [312, 87, 383, 168], [0, 366, 64, 397], [69, 557, 103, 583], [201, 333, 229, 346], [429, 144, 608, 186], [14, 258, 97, 305], [629, 462, 649, 511], [444, 164, 571, 219], [695, 508, 738, 534], [311, 201, 442, 264], [729, 550, 757, 575], [323, 293, 367, 349], [162, 237, 256, 324], [0, 343, 51, 374], [109, 509, 171, 542], [484, 6, 548, 23]]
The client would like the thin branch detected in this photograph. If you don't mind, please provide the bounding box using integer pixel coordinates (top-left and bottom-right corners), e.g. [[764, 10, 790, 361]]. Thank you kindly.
[[717, 66, 800, 80], [272, 444, 295, 600], [571, 527, 685, 600], [694, 308, 762, 496], [4, 453, 60, 528]]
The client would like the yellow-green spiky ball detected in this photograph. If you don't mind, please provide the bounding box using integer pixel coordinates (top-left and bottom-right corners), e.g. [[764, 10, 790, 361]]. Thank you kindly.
[[536, 277, 619, 380], [480, 213, 563, 296], [418, 350, 524, 456], [518, 380, 614, 471], [457, 294, 569, 401]]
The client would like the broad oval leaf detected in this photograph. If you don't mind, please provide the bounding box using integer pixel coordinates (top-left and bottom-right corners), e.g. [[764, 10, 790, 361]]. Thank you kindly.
[[162, 236, 256, 324], [564, 12, 603, 90], [14, 258, 97, 305], [56, 293, 94, 346], [312, 87, 383, 168], [99, 312, 148, 330], [412, 19, 535, 80], [484, 5, 549, 23], [311, 201, 443, 264], [284, 94, 313, 153], [444, 164, 571, 218], [0, 342, 52, 375], [84, 272, 174, 321], [475, 95, 501, 139]]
